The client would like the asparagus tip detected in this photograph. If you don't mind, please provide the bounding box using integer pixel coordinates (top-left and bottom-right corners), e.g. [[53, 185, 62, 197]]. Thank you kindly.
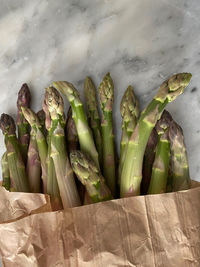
[[120, 85, 139, 122], [21, 107, 39, 127], [168, 120, 183, 141], [168, 73, 192, 92], [99, 72, 114, 112], [37, 109, 45, 122], [0, 113, 16, 135], [70, 150, 98, 185], [17, 83, 31, 109], [52, 81, 80, 103], [155, 72, 192, 103], [155, 110, 173, 135], [42, 98, 51, 131], [45, 87, 64, 119]]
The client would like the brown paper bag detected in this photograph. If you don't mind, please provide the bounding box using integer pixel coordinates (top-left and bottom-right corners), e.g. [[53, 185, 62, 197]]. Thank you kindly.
[[0, 187, 51, 224], [0, 184, 200, 267]]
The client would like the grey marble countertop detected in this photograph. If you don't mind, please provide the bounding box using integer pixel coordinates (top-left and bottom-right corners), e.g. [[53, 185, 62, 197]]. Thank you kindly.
[[0, 0, 200, 183]]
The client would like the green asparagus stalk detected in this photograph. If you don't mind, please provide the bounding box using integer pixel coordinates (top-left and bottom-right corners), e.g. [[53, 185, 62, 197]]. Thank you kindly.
[[42, 99, 61, 210], [119, 85, 139, 181], [120, 73, 192, 197], [52, 81, 100, 169], [17, 83, 31, 163], [70, 150, 112, 203], [26, 129, 41, 193], [141, 128, 158, 195], [147, 110, 172, 194], [168, 120, 191, 191], [0, 114, 29, 192], [1, 152, 10, 191], [84, 76, 103, 166], [45, 87, 81, 209], [66, 107, 85, 203], [22, 107, 48, 194], [98, 73, 116, 196], [66, 107, 79, 153]]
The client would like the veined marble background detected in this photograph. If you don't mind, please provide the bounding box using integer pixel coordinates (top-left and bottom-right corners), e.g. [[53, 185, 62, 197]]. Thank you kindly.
[[0, 0, 200, 184]]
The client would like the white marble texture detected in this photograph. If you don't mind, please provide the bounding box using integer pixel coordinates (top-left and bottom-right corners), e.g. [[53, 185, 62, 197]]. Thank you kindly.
[[0, 0, 200, 182]]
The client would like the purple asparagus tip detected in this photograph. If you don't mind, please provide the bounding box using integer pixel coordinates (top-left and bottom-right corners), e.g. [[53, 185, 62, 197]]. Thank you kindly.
[[0, 113, 16, 135], [17, 83, 31, 110]]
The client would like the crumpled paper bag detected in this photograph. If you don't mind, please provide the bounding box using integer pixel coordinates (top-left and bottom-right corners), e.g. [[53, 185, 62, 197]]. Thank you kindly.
[[0, 187, 51, 224], [0, 182, 200, 267]]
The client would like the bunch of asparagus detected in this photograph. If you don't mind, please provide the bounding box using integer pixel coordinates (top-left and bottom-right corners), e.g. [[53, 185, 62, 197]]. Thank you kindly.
[[0, 73, 192, 210]]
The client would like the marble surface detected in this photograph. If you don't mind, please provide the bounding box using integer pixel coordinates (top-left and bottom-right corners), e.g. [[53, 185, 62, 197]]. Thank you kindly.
[[0, 0, 200, 184]]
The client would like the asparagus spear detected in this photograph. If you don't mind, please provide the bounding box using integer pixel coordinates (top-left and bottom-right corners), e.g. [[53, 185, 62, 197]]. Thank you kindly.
[[0, 114, 29, 192], [52, 81, 99, 169], [22, 107, 48, 193], [42, 99, 61, 210], [120, 73, 192, 197], [1, 152, 10, 191], [37, 109, 47, 136], [141, 128, 158, 195], [84, 76, 103, 166], [168, 120, 191, 191], [147, 110, 172, 194], [70, 150, 112, 203], [45, 87, 81, 209], [98, 73, 116, 196], [66, 107, 79, 153], [119, 85, 139, 181], [42, 98, 51, 133], [26, 129, 41, 193], [66, 107, 85, 203], [17, 83, 31, 163]]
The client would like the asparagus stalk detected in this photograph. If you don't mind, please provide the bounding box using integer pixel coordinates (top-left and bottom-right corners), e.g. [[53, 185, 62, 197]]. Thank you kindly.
[[22, 107, 48, 193], [147, 110, 172, 194], [45, 87, 81, 209], [98, 73, 116, 196], [141, 128, 158, 195], [42, 99, 61, 210], [26, 129, 41, 193], [0, 114, 29, 192], [37, 109, 47, 136], [119, 85, 139, 181], [120, 73, 192, 197], [84, 76, 103, 166], [66, 107, 85, 203], [70, 150, 112, 203], [66, 107, 79, 153], [1, 152, 10, 191], [168, 120, 191, 191], [17, 83, 31, 163], [52, 81, 100, 169]]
